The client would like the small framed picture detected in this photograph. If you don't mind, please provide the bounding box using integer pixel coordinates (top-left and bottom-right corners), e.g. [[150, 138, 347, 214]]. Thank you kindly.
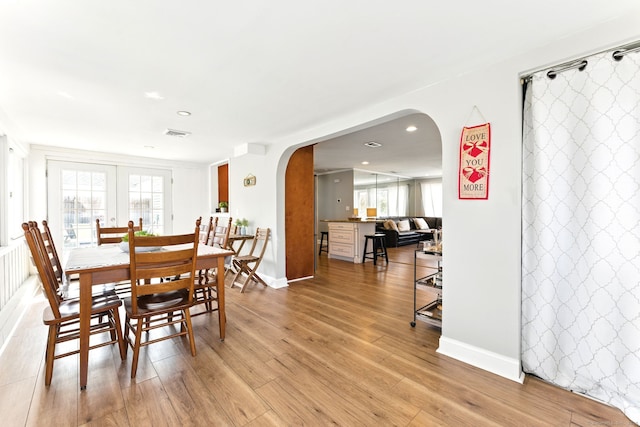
[[243, 174, 256, 187]]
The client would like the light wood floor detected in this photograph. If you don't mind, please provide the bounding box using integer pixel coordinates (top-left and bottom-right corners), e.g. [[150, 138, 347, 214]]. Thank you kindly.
[[0, 246, 632, 426]]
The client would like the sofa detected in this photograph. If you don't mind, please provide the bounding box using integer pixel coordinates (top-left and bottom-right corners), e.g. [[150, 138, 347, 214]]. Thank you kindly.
[[375, 216, 442, 247]]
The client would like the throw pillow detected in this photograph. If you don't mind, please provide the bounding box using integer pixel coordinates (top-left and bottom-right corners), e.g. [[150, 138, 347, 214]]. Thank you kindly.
[[414, 218, 429, 230], [387, 220, 398, 231], [397, 219, 410, 231]]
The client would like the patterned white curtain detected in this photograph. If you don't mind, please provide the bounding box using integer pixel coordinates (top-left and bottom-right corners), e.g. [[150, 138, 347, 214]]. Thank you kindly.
[[522, 49, 640, 423]]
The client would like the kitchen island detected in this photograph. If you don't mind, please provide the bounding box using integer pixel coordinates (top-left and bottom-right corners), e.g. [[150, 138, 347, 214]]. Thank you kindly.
[[321, 220, 378, 263]]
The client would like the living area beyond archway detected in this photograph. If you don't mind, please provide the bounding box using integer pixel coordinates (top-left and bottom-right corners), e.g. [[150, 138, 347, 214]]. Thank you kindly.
[[283, 111, 442, 281]]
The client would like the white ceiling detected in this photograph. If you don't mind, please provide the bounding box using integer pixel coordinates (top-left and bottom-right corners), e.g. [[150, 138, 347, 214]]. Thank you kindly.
[[1, 1, 639, 173], [314, 112, 441, 181]]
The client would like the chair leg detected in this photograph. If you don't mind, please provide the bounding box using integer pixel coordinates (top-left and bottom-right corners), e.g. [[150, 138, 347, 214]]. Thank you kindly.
[[108, 313, 117, 342], [373, 238, 378, 265], [381, 239, 388, 263], [230, 262, 244, 289], [239, 263, 268, 293], [184, 309, 196, 356], [44, 325, 57, 386], [111, 308, 126, 360], [237, 264, 254, 293], [131, 318, 144, 378], [123, 316, 131, 356]]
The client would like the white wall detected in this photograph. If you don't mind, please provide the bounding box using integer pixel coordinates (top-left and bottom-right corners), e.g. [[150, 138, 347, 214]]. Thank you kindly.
[[229, 14, 640, 381], [228, 149, 287, 288], [317, 170, 354, 233]]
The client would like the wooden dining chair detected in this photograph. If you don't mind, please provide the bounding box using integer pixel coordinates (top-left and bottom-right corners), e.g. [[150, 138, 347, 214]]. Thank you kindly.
[[199, 216, 217, 245], [192, 216, 232, 316], [22, 222, 126, 386], [40, 220, 64, 284], [96, 217, 143, 296], [211, 216, 232, 249], [96, 217, 143, 245], [229, 227, 270, 293], [122, 218, 200, 378], [32, 220, 114, 300]]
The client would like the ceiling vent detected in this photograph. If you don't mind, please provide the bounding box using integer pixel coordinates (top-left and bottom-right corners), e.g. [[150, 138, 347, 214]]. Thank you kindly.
[[164, 128, 191, 138], [364, 141, 382, 148]]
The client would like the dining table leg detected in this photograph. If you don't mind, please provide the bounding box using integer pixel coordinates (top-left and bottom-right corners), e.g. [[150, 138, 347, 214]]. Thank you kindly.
[[79, 272, 91, 389], [217, 256, 226, 341]]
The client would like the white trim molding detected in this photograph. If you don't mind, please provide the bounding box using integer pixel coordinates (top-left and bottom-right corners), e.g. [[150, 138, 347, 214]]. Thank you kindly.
[[266, 276, 289, 289], [437, 336, 525, 383]]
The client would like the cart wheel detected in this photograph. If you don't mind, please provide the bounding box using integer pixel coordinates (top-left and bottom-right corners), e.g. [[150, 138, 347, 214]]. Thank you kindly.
[[410, 321, 416, 327]]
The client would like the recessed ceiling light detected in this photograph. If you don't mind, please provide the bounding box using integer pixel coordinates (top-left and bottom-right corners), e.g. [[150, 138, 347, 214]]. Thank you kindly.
[[144, 91, 164, 100], [361, 161, 369, 165], [177, 111, 191, 116], [406, 125, 417, 132], [364, 141, 382, 148]]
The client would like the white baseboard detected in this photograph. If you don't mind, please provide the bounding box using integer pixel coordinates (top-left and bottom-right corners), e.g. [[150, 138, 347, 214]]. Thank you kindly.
[[287, 275, 313, 283], [264, 275, 289, 289], [437, 335, 525, 383]]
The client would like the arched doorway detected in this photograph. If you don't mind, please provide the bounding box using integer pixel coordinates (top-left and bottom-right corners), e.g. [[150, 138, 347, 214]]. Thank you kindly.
[[284, 111, 442, 280]]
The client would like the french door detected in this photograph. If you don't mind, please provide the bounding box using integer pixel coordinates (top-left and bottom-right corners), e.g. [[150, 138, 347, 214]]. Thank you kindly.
[[116, 167, 172, 236], [47, 161, 172, 255]]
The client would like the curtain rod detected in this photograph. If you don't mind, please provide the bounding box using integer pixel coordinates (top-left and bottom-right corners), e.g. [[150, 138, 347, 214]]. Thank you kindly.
[[521, 40, 640, 83], [546, 60, 587, 79], [613, 44, 640, 61]]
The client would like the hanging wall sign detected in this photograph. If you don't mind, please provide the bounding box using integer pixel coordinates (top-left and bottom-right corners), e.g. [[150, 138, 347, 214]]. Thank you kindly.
[[243, 174, 256, 187], [458, 122, 491, 199]]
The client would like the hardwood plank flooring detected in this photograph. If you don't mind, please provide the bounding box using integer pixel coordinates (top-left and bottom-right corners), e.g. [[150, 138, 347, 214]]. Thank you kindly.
[[0, 245, 633, 426]]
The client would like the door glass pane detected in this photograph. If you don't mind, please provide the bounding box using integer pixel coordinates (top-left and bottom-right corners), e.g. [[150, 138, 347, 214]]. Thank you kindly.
[[129, 174, 165, 235], [61, 169, 109, 249]]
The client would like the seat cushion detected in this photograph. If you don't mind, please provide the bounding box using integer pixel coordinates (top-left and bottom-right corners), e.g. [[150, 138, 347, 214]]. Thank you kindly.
[[43, 294, 122, 324], [124, 289, 191, 316]]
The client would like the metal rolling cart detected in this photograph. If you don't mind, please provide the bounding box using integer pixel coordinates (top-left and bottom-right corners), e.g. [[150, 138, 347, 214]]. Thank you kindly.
[[411, 247, 442, 327]]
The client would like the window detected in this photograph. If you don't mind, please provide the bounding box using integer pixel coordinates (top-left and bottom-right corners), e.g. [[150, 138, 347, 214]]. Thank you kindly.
[[48, 161, 172, 255], [420, 180, 442, 217], [354, 181, 409, 217]]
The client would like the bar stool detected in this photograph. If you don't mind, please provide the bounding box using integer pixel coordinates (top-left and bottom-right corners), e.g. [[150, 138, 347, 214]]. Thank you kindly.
[[318, 231, 329, 255], [362, 233, 388, 265]]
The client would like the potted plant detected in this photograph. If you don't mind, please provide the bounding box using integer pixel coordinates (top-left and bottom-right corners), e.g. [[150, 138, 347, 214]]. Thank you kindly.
[[218, 201, 228, 213], [120, 230, 158, 252], [234, 218, 249, 235]]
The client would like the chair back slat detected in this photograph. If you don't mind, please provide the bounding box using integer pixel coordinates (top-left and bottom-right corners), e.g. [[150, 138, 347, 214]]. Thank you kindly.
[[41, 220, 64, 284], [211, 217, 232, 248], [199, 216, 217, 245], [22, 223, 63, 318], [127, 219, 200, 314], [97, 218, 143, 245], [246, 227, 270, 258]]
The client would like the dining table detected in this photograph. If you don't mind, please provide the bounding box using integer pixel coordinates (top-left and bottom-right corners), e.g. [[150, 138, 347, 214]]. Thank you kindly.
[[64, 243, 234, 390]]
